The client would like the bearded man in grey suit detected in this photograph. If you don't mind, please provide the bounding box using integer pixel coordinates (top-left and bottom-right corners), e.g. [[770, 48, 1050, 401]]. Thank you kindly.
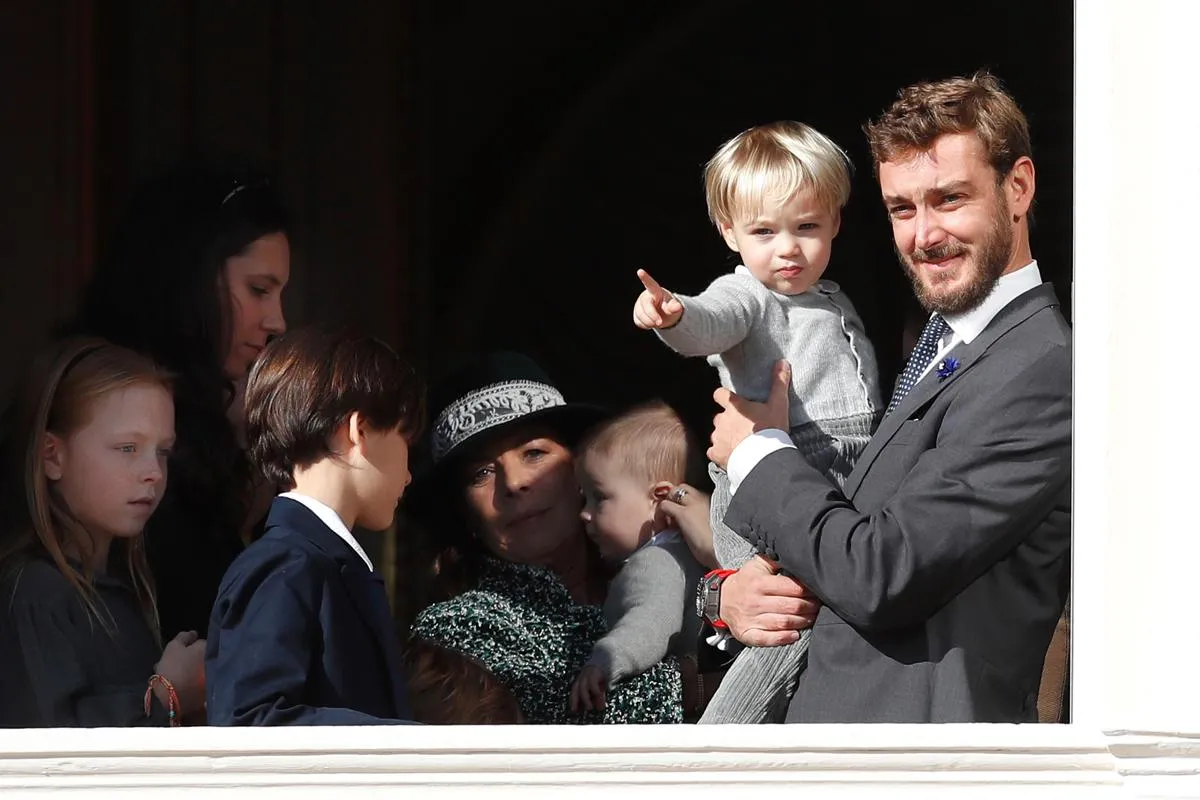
[[702, 71, 1071, 723]]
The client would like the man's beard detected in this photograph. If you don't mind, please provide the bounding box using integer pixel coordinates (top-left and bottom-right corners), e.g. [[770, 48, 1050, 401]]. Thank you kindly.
[[898, 195, 1013, 315]]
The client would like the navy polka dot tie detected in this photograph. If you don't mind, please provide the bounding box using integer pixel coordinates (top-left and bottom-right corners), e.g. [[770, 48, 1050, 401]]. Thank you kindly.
[[885, 314, 951, 416]]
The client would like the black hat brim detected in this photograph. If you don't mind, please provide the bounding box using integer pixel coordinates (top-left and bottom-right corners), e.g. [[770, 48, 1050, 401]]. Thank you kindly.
[[402, 402, 606, 520]]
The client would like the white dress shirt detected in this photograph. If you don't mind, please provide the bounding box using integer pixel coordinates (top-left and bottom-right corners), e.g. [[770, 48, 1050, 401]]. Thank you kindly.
[[916, 260, 1044, 381], [279, 490, 374, 571], [727, 261, 1044, 494]]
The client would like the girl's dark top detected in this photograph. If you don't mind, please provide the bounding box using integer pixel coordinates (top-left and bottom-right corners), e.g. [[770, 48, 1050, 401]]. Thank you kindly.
[[144, 399, 257, 639], [0, 556, 170, 727], [146, 488, 247, 640]]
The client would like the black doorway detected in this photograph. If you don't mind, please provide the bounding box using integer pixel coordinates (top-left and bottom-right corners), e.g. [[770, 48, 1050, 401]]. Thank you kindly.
[[411, 1, 1073, 440]]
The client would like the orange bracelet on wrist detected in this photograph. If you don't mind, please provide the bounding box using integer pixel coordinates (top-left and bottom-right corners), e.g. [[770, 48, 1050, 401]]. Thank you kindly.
[[144, 674, 180, 727]]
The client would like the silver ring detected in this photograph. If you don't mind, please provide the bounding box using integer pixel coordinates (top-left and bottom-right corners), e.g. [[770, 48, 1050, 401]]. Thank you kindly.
[[669, 487, 689, 503]]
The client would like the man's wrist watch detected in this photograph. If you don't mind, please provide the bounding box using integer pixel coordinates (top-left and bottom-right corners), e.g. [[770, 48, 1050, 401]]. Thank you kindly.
[[695, 569, 736, 629]]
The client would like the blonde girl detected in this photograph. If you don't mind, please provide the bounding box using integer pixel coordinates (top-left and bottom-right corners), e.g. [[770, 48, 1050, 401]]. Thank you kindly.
[[0, 338, 206, 727]]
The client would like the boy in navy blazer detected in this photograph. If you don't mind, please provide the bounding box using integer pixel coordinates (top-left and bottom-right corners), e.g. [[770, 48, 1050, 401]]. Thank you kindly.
[[205, 327, 423, 725]]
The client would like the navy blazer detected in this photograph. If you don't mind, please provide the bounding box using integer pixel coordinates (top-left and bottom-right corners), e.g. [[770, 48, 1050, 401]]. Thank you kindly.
[[205, 497, 413, 725]]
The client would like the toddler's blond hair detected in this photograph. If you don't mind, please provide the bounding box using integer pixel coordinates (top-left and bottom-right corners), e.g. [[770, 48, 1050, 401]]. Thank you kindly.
[[704, 120, 852, 227]]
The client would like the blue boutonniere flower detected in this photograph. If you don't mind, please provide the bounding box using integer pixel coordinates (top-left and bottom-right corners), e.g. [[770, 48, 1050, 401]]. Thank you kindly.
[[936, 357, 960, 380]]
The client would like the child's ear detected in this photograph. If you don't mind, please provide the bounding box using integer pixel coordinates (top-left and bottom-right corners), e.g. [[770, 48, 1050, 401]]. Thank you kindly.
[[831, 210, 842, 238], [718, 223, 741, 253], [650, 481, 673, 501], [42, 433, 65, 481], [345, 411, 366, 451]]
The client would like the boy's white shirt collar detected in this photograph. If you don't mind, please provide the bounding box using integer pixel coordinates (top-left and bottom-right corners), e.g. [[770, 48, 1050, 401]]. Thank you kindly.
[[279, 490, 374, 571]]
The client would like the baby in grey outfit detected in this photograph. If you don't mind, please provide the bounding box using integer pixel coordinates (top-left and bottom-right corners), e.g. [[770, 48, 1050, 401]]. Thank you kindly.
[[633, 121, 882, 723], [570, 401, 708, 719]]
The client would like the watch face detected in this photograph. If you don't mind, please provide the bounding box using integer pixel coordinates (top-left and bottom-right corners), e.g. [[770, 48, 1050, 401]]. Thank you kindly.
[[695, 576, 707, 618]]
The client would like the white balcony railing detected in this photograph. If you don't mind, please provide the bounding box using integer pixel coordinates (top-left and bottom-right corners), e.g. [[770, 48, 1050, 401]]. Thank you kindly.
[[0, 726, 1197, 796]]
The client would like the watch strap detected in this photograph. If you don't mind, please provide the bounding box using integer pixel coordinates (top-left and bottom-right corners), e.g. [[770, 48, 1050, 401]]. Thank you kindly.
[[702, 568, 736, 628]]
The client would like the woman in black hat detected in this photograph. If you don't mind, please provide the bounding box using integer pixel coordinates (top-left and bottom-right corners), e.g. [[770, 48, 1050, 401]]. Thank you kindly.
[[402, 352, 683, 724]]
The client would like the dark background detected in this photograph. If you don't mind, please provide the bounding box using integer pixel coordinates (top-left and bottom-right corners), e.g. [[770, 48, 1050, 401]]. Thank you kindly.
[[1, 1, 1072, 441], [0, 1, 1074, 714]]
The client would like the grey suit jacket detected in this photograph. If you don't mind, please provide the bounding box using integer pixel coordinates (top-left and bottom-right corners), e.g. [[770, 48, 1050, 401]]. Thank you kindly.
[[726, 283, 1071, 723]]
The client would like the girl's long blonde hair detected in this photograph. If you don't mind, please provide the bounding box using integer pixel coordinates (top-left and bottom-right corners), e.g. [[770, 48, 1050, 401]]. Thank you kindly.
[[0, 337, 172, 638]]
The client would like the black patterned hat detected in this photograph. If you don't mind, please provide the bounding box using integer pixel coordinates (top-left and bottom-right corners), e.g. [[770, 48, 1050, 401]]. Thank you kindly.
[[405, 352, 605, 509]]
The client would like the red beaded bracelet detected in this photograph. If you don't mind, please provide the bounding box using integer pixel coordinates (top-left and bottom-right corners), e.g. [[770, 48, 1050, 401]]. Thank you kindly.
[[144, 674, 181, 727]]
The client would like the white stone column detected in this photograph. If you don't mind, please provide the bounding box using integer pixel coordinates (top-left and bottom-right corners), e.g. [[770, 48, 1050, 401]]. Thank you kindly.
[[1073, 0, 1200, 733]]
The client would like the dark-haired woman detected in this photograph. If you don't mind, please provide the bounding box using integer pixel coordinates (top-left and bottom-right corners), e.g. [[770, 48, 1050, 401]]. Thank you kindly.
[[404, 352, 683, 724], [69, 158, 291, 639]]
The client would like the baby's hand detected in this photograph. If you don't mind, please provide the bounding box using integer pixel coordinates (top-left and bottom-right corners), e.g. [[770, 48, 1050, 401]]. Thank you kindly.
[[633, 269, 684, 329], [569, 665, 609, 713]]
